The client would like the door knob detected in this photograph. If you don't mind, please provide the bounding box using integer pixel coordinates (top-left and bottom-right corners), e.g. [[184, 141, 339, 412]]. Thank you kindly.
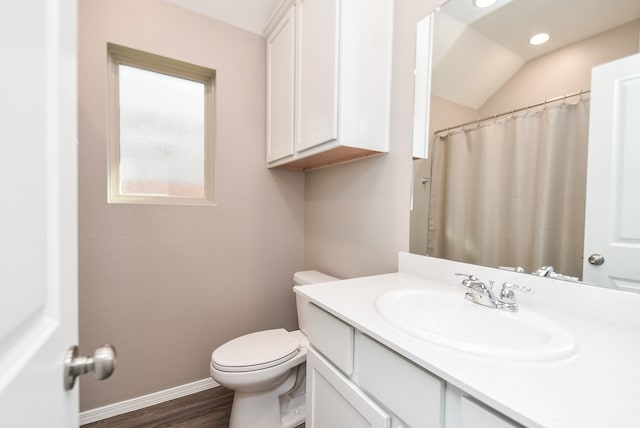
[[588, 254, 605, 266], [64, 344, 117, 390]]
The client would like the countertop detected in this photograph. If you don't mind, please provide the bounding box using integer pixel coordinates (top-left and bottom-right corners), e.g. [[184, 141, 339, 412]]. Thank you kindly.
[[296, 253, 640, 427]]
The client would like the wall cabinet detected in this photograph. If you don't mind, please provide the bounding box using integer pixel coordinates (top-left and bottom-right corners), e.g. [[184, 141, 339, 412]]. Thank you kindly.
[[265, 0, 393, 171], [306, 303, 522, 427]]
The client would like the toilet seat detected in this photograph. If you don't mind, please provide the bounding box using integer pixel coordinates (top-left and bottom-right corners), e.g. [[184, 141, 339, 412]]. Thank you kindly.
[[212, 329, 300, 372]]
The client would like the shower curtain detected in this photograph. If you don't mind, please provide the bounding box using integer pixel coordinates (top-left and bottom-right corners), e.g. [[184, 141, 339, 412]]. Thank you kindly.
[[427, 98, 590, 279]]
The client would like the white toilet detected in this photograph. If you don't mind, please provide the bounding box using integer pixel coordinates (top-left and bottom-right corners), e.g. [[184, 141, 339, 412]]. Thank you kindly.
[[210, 270, 338, 428]]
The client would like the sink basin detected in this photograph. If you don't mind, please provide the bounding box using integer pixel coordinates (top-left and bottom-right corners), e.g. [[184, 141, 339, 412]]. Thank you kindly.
[[375, 289, 577, 362]]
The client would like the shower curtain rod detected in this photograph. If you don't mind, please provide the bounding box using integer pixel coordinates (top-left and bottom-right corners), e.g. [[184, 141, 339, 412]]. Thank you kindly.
[[434, 89, 590, 136]]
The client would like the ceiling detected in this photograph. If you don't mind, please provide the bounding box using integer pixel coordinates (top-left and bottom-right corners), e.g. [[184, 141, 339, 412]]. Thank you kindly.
[[159, 0, 639, 110], [161, 0, 281, 34], [432, 0, 640, 109]]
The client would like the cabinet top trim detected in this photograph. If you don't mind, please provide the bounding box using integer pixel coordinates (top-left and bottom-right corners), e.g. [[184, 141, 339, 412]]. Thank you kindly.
[[264, 0, 296, 36]]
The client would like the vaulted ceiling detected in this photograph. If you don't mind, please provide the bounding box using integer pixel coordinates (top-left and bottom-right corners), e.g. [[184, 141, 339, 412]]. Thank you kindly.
[[161, 0, 280, 34], [432, 0, 640, 108]]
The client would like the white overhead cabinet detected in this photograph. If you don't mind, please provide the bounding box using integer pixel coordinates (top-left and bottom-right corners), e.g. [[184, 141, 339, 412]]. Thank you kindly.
[[265, 0, 393, 170]]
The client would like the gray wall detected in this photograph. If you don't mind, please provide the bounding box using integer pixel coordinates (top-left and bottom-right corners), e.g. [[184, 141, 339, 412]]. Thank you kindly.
[[78, 0, 441, 412], [304, 0, 440, 278], [78, 0, 304, 411]]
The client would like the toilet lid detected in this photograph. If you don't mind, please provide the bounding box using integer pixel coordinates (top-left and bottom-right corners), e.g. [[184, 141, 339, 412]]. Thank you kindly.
[[211, 329, 300, 372]]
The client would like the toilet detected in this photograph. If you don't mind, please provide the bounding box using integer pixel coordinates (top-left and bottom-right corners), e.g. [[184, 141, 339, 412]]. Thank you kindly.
[[210, 270, 338, 428]]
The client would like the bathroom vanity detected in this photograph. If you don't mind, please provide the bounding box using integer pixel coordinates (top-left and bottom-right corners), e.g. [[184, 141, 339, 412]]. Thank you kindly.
[[296, 252, 640, 427]]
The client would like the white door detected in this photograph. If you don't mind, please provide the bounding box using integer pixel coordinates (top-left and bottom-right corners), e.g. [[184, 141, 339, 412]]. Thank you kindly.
[[295, 0, 339, 152], [583, 53, 640, 290], [307, 348, 390, 428], [0, 0, 79, 426], [266, 5, 296, 163]]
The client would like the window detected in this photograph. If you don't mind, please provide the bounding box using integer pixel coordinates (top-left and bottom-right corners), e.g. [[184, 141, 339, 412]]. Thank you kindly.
[[107, 44, 215, 205]]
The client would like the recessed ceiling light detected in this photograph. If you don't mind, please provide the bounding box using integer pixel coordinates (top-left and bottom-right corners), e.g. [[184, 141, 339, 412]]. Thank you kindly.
[[530, 33, 550, 45], [474, 0, 497, 8]]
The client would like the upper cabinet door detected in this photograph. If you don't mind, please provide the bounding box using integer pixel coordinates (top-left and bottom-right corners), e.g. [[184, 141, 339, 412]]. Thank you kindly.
[[266, 6, 296, 163], [295, 0, 340, 152]]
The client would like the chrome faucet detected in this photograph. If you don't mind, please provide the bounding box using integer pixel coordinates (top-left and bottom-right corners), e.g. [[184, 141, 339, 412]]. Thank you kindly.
[[455, 273, 533, 312], [532, 265, 579, 282], [455, 273, 496, 308]]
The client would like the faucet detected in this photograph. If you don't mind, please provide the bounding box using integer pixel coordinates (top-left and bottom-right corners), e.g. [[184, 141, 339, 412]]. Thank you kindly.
[[532, 265, 579, 282], [455, 273, 533, 312], [532, 266, 554, 277]]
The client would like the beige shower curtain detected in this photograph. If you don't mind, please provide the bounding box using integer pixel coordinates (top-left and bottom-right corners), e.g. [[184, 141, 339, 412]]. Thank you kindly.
[[427, 98, 590, 279]]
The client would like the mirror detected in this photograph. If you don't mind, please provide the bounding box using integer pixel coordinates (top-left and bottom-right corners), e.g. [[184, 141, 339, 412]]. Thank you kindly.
[[410, 0, 640, 284]]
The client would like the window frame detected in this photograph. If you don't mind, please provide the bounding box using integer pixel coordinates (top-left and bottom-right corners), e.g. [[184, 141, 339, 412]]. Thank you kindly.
[[107, 43, 216, 205]]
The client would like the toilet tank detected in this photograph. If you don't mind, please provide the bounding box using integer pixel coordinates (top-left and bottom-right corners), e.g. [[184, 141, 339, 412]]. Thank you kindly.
[[293, 270, 338, 334]]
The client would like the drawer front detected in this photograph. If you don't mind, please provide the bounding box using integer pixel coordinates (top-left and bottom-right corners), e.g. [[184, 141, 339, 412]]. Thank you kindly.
[[356, 333, 444, 428], [307, 303, 354, 375]]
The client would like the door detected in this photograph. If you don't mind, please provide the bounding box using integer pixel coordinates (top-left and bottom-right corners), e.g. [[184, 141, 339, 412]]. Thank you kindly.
[[266, 5, 296, 163], [0, 0, 79, 426], [307, 348, 390, 428], [295, 0, 339, 152], [583, 53, 640, 290]]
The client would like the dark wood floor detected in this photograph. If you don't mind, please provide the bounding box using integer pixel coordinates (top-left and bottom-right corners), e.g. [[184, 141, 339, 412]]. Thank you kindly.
[[82, 386, 304, 428]]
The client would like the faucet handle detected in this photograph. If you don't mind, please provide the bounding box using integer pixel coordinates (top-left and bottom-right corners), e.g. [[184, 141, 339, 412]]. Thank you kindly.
[[500, 282, 533, 298], [455, 272, 479, 281], [499, 266, 525, 273], [454, 273, 479, 287]]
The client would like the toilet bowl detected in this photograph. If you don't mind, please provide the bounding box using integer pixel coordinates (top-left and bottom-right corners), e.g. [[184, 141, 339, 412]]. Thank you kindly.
[[210, 271, 338, 428]]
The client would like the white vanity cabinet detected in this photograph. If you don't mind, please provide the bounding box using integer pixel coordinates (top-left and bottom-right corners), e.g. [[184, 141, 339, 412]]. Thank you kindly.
[[306, 303, 521, 428], [264, 0, 393, 171], [307, 303, 443, 428]]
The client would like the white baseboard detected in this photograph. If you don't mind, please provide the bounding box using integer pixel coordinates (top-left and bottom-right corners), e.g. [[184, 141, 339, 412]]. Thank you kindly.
[[79, 378, 220, 425]]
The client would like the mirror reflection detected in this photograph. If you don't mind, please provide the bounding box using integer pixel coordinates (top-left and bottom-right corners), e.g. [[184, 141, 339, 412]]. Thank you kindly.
[[410, 0, 640, 282]]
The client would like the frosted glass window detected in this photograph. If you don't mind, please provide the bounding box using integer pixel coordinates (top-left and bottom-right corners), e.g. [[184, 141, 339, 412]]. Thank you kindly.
[[119, 65, 205, 198], [108, 44, 215, 205]]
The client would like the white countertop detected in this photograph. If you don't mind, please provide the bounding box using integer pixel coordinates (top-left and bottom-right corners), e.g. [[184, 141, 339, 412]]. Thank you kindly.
[[296, 253, 640, 427]]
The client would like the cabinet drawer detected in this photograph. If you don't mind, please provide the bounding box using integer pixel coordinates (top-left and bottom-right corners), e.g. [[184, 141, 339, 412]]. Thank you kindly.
[[307, 303, 354, 375], [356, 333, 444, 428]]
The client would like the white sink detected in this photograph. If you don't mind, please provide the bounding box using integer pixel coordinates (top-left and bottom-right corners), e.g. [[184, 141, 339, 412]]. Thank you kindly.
[[375, 289, 577, 362]]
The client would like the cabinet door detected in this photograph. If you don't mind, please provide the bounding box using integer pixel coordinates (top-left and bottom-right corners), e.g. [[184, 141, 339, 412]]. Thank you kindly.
[[445, 384, 522, 428], [295, 0, 339, 152], [307, 348, 390, 428], [460, 397, 521, 428], [266, 6, 295, 162]]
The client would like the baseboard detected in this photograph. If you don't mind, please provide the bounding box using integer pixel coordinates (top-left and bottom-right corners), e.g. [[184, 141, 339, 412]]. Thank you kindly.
[[79, 378, 220, 425]]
